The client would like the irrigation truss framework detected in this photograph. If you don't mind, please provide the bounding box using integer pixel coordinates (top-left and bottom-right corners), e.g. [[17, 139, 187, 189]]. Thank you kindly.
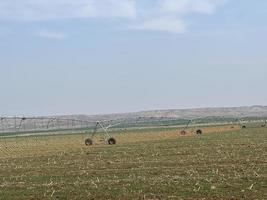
[[0, 116, 266, 138]]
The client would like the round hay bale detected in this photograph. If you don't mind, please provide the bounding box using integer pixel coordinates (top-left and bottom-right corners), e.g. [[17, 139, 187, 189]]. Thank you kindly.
[[85, 138, 93, 146], [180, 130, 187, 135], [196, 129, 203, 135], [108, 138, 116, 145]]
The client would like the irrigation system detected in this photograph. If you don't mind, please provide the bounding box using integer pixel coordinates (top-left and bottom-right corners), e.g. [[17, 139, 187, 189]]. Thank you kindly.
[[0, 116, 266, 145]]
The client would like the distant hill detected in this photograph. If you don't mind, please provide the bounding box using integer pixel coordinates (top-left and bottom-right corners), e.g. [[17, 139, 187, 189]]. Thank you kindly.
[[56, 105, 267, 121]]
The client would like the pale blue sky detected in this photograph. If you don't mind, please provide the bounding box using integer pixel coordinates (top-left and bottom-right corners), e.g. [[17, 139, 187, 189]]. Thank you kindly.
[[0, 0, 267, 116]]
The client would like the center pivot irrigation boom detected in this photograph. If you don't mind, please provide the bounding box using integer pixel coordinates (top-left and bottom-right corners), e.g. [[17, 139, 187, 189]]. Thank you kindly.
[[84, 121, 120, 146], [180, 118, 203, 135]]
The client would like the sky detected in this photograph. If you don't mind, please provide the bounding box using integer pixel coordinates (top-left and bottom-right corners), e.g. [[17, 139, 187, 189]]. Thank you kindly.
[[0, 0, 267, 116]]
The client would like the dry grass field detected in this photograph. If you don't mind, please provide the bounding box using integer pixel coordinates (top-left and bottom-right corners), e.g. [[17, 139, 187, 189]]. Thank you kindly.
[[0, 125, 266, 199]]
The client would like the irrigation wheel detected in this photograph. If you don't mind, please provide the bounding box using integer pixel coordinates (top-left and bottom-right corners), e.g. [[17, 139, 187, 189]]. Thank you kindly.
[[196, 129, 203, 135], [180, 130, 187, 135], [85, 138, 93, 146], [108, 138, 116, 145]]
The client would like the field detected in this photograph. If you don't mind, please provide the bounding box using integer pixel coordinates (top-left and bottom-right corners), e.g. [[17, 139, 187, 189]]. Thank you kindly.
[[0, 125, 266, 199]]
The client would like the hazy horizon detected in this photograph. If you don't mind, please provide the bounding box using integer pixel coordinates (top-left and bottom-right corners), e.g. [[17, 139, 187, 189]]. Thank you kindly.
[[1, 0, 267, 116], [1, 104, 267, 117]]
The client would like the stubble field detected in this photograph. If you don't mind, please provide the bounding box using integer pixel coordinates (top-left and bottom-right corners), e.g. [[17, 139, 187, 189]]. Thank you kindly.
[[0, 125, 266, 199]]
